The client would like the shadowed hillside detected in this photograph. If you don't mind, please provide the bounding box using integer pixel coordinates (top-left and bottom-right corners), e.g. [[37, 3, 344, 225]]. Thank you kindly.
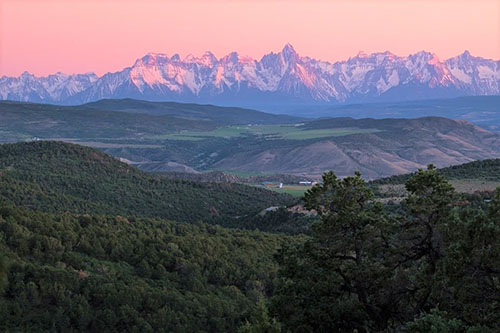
[[0, 141, 294, 224]]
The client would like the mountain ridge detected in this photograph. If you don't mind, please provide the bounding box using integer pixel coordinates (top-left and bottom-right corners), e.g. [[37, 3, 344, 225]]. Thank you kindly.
[[2, 98, 500, 179], [1, 44, 499, 106]]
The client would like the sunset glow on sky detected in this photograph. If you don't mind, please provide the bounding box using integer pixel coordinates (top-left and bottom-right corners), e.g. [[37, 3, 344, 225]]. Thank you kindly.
[[1, 0, 499, 77]]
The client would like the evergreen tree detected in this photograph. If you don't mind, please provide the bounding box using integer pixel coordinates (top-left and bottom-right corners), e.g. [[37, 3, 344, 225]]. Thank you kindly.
[[272, 167, 500, 331], [0, 253, 7, 292], [272, 171, 398, 332]]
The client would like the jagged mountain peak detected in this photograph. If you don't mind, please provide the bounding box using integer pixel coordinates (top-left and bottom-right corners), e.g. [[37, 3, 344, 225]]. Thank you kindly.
[[378, 51, 398, 58], [221, 51, 239, 63], [354, 50, 396, 58], [407, 50, 436, 61], [201, 51, 217, 63], [170, 54, 181, 62], [182, 51, 219, 67], [202, 50, 216, 58], [20, 71, 33, 77], [348, 51, 400, 65], [281, 43, 297, 54], [219, 52, 255, 65], [1, 48, 499, 105], [355, 51, 369, 58], [280, 43, 300, 63], [449, 50, 487, 64], [137, 53, 170, 65], [460, 50, 472, 58]]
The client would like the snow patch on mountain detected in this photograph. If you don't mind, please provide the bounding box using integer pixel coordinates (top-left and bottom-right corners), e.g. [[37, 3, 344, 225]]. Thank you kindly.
[[1, 45, 499, 105]]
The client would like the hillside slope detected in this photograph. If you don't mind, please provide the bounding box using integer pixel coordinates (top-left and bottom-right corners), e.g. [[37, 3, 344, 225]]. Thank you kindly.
[[0, 203, 298, 331], [284, 96, 500, 131], [211, 117, 500, 178], [0, 141, 304, 331], [368, 158, 500, 200], [83, 98, 302, 124], [0, 100, 299, 142], [372, 158, 500, 185], [2, 100, 500, 179], [0, 101, 215, 142], [0, 141, 294, 223]]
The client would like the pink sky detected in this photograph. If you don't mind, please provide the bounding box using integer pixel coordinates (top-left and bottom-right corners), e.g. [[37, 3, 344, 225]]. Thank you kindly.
[[1, 0, 499, 77]]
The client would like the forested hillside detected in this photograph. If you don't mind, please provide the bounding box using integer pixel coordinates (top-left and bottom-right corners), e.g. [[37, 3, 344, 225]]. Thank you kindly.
[[372, 158, 500, 185], [0, 205, 300, 331], [0, 141, 310, 331], [0, 141, 295, 225]]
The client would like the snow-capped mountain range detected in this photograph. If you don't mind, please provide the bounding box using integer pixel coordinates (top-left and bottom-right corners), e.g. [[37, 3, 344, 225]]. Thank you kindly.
[[1, 44, 499, 105]]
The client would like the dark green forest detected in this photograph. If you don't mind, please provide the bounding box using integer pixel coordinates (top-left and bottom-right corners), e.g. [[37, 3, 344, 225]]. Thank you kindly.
[[1, 141, 500, 331], [0, 141, 295, 227], [0, 205, 300, 331]]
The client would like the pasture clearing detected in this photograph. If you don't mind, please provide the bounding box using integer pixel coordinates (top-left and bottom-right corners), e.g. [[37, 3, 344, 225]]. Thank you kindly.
[[268, 185, 313, 197], [155, 124, 381, 141]]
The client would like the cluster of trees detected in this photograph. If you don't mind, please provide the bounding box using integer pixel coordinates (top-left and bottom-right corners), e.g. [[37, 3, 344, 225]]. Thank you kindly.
[[240, 207, 316, 235], [0, 205, 301, 331], [271, 166, 500, 331]]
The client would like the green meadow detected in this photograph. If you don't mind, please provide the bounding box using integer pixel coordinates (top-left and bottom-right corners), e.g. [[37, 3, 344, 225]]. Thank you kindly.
[[268, 185, 313, 197], [151, 124, 381, 141]]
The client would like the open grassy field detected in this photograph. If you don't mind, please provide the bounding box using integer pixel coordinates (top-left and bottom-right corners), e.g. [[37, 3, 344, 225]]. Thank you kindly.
[[62, 141, 164, 149], [0, 130, 31, 142], [221, 170, 271, 177], [151, 124, 381, 141], [268, 185, 313, 197]]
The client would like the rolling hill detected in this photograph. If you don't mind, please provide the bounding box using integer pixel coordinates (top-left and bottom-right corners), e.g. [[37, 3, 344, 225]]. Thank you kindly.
[[0, 140, 306, 331], [369, 158, 500, 201], [0, 100, 300, 143], [83, 98, 302, 124], [2, 99, 500, 179], [206, 117, 500, 179], [372, 158, 500, 186], [284, 96, 500, 131], [0, 141, 294, 224]]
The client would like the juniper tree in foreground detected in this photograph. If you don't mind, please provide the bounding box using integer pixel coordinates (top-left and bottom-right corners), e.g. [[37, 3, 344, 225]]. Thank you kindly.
[[272, 166, 500, 332]]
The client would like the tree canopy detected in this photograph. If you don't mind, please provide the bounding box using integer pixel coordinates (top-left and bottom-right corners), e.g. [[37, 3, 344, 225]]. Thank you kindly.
[[272, 166, 500, 332]]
